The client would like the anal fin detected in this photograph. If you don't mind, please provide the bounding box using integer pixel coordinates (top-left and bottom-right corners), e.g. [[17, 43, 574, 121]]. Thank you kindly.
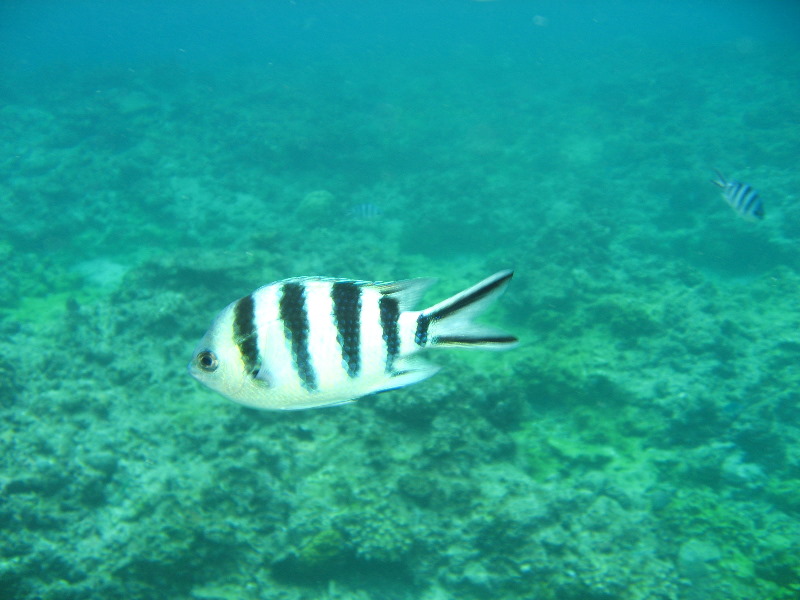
[[371, 358, 440, 394]]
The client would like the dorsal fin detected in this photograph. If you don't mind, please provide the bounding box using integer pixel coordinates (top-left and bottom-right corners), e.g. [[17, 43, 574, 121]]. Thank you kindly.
[[372, 277, 437, 312]]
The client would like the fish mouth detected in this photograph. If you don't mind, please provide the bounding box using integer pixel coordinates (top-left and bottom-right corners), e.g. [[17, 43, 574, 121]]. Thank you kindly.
[[187, 360, 202, 381]]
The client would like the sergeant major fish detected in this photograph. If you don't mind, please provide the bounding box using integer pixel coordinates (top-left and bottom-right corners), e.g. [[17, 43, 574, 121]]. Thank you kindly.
[[711, 169, 764, 220], [188, 270, 517, 410], [347, 202, 383, 220]]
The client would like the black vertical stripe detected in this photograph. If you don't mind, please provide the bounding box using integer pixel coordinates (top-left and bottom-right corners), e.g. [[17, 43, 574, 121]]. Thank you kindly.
[[279, 282, 317, 391], [379, 296, 400, 372], [733, 184, 747, 210], [743, 189, 759, 214], [332, 282, 361, 377], [233, 294, 260, 376], [415, 313, 431, 347]]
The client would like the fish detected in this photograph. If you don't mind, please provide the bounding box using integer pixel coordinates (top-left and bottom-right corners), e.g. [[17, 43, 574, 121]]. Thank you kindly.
[[347, 203, 383, 220], [188, 270, 518, 410], [711, 169, 764, 220]]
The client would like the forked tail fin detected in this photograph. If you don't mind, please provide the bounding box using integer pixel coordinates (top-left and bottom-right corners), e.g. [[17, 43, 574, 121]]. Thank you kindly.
[[711, 168, 727, 188], [417, 270, 518, 350]]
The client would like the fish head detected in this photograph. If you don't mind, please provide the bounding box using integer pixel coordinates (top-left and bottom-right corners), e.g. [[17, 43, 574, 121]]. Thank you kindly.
[[188, 304, 268, 405]]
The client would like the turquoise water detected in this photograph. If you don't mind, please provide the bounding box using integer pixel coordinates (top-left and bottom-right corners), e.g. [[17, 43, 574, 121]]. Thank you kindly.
[[2, 1, 800, 598]]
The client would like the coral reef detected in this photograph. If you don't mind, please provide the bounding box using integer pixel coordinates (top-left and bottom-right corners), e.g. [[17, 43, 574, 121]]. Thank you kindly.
[[1, 4, 800, 600]]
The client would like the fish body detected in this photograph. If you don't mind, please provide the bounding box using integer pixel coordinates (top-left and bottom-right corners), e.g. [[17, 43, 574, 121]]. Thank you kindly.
[[711, 169, 764, 220], [189, 270, 517, 410]]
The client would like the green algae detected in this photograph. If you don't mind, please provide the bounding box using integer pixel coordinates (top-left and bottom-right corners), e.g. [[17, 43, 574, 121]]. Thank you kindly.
[[658, 488, 800, 599], [7, 292, 75, 324], [766, 478, 800, 515], [292, 529, 349, 573], [512, 384, 649, 483]]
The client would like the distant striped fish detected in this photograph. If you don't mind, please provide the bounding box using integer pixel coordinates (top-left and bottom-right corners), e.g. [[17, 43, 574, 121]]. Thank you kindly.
[[189, 270, 517, 410], [711, 169, 764, 220], [347, 202, 383, 220]]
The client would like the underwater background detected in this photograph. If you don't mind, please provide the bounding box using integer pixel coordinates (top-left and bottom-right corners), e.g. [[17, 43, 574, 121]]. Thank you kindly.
[[2, 1, 800, 598]]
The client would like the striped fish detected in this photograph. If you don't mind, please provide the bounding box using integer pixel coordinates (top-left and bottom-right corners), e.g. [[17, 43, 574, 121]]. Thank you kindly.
[[347, 202, 383, 220], [188, 270, 517, 410], [712, 169, 764, 220]]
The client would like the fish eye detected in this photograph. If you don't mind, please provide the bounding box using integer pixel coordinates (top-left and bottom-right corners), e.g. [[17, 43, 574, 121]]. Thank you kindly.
[[196, 350, 219, 373]]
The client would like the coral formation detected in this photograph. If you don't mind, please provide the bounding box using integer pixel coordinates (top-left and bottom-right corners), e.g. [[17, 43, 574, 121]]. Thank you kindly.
[[1, 4, 799, 600]]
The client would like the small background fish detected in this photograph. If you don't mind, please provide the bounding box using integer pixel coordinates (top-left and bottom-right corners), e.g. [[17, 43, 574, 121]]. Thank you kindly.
[[346, 202, 383, 220], [711, 169, 764, 221]]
